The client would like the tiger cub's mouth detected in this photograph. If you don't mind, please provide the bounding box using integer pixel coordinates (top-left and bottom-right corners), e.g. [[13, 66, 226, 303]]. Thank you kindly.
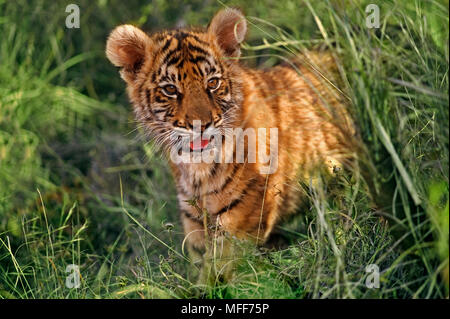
[[189, 136, 214, 151]]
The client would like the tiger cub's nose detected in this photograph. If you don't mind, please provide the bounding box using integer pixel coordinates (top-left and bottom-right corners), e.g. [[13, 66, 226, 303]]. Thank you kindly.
[[186, 119, 213, 133]]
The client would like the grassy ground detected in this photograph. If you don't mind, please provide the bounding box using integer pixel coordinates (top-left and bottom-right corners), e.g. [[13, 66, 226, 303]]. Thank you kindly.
[[0, 0, 448, 299]]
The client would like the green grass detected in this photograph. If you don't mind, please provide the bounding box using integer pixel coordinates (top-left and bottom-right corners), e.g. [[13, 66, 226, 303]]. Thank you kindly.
[[0, 0, 448, 299]]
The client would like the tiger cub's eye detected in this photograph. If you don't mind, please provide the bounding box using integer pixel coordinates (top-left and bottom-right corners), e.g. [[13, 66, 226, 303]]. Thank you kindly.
[[207, 77, 220, 91], [162, 84, 178, 96]]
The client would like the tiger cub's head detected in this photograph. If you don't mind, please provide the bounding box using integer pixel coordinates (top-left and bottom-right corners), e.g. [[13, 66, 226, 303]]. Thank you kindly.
[[106, 8, 247, 153]]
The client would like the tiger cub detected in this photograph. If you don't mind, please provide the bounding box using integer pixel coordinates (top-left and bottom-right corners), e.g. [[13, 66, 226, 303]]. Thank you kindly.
[[106, 8, 355, 255]]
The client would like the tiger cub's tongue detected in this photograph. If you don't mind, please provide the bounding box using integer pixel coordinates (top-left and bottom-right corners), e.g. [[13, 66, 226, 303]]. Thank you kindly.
[[190, 137, 209, 151]]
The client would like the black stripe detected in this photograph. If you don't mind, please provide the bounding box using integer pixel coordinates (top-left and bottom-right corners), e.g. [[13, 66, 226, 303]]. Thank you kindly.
[[210, 162, 220, 177], [187, 43, 208, 55], [189, 56, 207, 64], [206, 164, 240, 195], [155, 95, 168, 103], [174, 31, 189, 41], [217, 99, 232, 112], [197, 64, 205, 77], [176, 58, 185, 69], [176, 92, 183, 102], [193, 179, 201, 194], [162, 47, 181, 65], [145, 89, 151, 106], [160, 38, 172, 53], [215, 190, 246, 216], [208, 65, 217, 75], [213, 174, 262, 216], [227, 77, 233, 96], [187, 34, 209, 45], [182, 210, 202, 222], [221, 164, 240, 191], [160, 75, 170, 82], [166, 55, 181, 68]]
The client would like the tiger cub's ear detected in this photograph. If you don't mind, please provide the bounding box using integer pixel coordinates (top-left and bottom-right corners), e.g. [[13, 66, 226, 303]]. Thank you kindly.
[[208, 8, 247, 57], [106, 24, 151, 82]]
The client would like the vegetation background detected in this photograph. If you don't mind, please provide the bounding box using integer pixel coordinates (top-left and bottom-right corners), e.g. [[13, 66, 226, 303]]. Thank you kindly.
[[0, 0, 448, 298]]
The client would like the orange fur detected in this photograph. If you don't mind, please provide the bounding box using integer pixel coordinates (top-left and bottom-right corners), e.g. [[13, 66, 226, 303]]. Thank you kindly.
[[106, 8, 356, 253]]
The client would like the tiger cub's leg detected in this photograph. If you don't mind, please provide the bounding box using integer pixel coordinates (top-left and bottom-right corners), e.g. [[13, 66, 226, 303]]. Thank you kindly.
[[181, 214, 205, 266], [181, 213, 225, 286], [182, 213, 238, 286]]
